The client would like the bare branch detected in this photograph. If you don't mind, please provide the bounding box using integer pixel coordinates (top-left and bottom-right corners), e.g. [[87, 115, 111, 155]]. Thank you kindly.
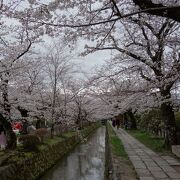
[[12, 39, 32, 63], [133, 0, 180, 22], [110, 0, 122, 17]]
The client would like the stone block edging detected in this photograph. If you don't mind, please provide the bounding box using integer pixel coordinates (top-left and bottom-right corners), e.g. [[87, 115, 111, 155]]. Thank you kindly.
[[0, 123, 100, 180]]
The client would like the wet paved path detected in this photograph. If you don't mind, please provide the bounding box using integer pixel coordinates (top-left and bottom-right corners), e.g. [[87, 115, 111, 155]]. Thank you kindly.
[[40, 127, 105, 180], [113, 127, 180, 180]]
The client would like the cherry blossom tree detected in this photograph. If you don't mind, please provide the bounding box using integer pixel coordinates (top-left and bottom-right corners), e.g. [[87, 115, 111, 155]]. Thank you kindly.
[[0, 26, 33, 149], [12, 58, 45, 118], [85, 15, 180, 146], [43, 42, 74, 136], [0, 1, 46, 148], [0, 0, 179, 149]]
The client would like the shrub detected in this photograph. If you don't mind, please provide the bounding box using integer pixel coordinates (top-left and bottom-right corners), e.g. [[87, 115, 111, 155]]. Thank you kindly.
[[34, 128, 48, 142], [19, 134, 40, 151]]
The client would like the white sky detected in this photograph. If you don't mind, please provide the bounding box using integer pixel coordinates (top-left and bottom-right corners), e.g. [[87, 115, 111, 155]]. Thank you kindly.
[[36, 35, 112, 79]]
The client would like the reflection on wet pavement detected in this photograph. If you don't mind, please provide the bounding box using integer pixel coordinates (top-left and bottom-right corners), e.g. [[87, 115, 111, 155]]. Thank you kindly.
[[40, 127, 105, 180]]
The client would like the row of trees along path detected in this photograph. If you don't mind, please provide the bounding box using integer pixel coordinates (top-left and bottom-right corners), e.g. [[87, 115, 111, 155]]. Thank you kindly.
[[0, 0, 179, 149]]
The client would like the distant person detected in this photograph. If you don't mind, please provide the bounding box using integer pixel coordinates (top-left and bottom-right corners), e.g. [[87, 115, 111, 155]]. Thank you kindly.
[[27, 123, 36, 134], [112, 119, 116, 127]]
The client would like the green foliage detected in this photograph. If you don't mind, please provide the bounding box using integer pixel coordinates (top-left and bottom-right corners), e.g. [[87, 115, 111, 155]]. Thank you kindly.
[[38, 136, 64, 151], [39, 124, 99, 150], [19, 134, 40, 151], [0, 150, 5, 155], [60, 131, 76, 138], [137, 109, 164, 135], [107, 123, 128, 158], [127, 130, 169, 152], [43, 136, 63, 145], [138, 110, 180, 133]]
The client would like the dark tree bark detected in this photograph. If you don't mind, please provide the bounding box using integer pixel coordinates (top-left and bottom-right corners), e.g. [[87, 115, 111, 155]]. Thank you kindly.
[[0, 114, 17, 149], [133, 0, 180, 22], [50, 123, 54, 138], [2, 78, 11, 120], [0, 73, 17, 149], [127, 109, 137, 130], [36, 119, 41, 129], [123, 113, 129, 130], [17, 106, 28, 117], [76, 107, 82, 129], [160, 90, 177, 147]]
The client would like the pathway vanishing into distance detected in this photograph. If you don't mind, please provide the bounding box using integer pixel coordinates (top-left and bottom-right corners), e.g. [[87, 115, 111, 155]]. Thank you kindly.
[[114, 127, 180, 180]]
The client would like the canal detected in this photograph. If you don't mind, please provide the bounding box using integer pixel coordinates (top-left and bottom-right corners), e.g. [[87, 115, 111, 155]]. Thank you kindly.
[[40, 127, 105, 180]]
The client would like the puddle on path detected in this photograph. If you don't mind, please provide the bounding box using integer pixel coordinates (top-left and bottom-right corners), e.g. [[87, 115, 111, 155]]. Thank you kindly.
[[40, 127, 105, 180]]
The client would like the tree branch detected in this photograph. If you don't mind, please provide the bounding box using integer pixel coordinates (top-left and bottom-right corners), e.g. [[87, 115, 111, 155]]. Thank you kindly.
[[12, 39, 32, 63], [110, 0, 122, 17], [133, 0, 180, 22], [139, 68, 152, 82]]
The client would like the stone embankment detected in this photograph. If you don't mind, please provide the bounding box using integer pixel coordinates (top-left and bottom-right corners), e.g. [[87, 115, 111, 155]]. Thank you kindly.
[[0, 123, 100, 180]]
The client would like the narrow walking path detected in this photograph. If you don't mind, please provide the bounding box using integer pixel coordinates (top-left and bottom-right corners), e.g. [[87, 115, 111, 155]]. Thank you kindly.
[[114, 127, 180, 180]]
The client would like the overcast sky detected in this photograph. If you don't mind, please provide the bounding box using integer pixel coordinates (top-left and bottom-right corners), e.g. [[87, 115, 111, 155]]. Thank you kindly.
[[73, 48, 112, 75], [36, 35, 112, 79], [3, 0, 113, 80]]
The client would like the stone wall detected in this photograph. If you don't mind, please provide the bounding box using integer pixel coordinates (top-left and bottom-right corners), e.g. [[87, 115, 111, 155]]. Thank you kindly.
[[0, 123, 100, 180], [104, 124, 117, 180]]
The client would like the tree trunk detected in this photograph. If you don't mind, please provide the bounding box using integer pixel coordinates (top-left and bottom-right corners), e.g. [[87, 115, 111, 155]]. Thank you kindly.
[[0, 73, 16, 149], [127, 109, 137, 130], [124, 113, 128, 129], [160, 90, 177, 147], [0, 114, 16, 149], [2, 78, 11, 120], [51, 68, 57, 138], [160, 102, 177, 147], [17, 106, 28, 117], [76, 107, 81, 129]]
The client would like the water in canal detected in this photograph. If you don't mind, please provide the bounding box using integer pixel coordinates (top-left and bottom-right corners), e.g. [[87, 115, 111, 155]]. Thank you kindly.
[[40, 127, 105, 180]]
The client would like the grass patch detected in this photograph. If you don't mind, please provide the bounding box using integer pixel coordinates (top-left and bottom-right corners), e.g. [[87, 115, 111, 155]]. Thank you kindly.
[[43, 136, 64, 145], [0, 150, 5, 156], [40, 130, 77, 148], [107, 123, 128, 159], [127, 129, 169, 152], [39, 136, 63, 150], [38, 127, 93, 150], [60, 131, 76, 138]]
